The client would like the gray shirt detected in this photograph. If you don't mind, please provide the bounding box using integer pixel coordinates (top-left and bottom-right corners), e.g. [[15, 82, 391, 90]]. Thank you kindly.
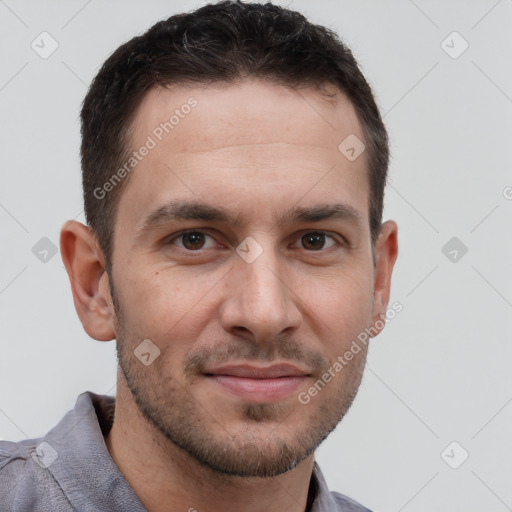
[[0, 392, 372, 511]]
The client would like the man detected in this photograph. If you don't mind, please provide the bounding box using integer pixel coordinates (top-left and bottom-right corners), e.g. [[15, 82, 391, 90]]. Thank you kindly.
[[0, 1, 397, 511]]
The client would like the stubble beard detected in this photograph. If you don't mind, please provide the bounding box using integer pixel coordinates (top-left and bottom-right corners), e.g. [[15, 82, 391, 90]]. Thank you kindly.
[[111, 286, 367, 478]]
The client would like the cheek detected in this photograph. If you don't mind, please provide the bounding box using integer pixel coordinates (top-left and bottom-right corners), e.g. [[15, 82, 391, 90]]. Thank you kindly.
[[301, 266, 374, 351], [114, 265, 219, 344]]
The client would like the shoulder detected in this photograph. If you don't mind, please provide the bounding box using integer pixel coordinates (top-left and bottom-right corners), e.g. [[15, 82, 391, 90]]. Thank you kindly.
[[0, 392, 124, 512], [0, 438, 47, 510], [0, 436, 86, 512], [312, 463, 373, 512], [0, 437, 40, 473], [331, 491, 373, 512], [0, 397, 99, 512]]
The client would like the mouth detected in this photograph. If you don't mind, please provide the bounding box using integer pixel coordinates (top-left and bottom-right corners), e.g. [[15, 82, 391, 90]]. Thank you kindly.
[[202, 363, 310, 403]]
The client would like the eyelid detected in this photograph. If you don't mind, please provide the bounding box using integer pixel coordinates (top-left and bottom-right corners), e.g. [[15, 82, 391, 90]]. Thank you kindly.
[[164, 228, 350, 252], [293, 230, 349, 249], [167, 229, 220, 249]]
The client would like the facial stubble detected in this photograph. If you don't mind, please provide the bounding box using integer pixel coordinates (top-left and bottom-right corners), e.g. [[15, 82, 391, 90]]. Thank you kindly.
[[110, 278, 368, 478]]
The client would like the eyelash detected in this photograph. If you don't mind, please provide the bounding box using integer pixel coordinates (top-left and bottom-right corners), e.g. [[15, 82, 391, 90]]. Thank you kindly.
[[166, 229, 347, 253]]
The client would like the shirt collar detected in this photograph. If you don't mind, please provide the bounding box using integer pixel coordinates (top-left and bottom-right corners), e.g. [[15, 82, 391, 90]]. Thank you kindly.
[[310, 461, 343, 512], [44, 391, 146, 511]]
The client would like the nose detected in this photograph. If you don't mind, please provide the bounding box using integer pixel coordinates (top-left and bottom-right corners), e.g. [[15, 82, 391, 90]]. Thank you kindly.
[[219, 246, 302, 344]]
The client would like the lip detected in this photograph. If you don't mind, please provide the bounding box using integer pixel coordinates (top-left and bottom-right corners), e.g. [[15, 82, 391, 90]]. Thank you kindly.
[[203, 363, 310, 403], [203, 363, 310, 379]]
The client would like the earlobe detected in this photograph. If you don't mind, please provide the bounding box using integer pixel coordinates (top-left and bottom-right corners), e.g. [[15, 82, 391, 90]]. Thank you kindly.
[[60, 221, 116, 341], [370, 220, 398, 336]]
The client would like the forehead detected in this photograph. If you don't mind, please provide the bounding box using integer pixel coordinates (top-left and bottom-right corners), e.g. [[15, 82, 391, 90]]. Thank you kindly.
[[116, 80, 369, 234], [132, 80, 363, 154]]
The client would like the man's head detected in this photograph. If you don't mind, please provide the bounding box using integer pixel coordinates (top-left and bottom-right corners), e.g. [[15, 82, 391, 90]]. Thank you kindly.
[[61, 1, 397, 479], [80, 0, 389, 272]]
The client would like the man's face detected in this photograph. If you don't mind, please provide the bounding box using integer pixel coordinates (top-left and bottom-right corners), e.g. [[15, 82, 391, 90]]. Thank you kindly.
[[110, 80, 380, 477]]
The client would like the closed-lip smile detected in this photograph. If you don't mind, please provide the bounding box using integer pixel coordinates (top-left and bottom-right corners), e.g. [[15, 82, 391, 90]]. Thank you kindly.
[[203, 363, 310, 379], [202, 363, 310, 403]]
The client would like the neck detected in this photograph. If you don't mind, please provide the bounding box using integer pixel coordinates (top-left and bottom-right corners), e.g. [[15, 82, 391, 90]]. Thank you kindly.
[[104, 373, 316, 512]]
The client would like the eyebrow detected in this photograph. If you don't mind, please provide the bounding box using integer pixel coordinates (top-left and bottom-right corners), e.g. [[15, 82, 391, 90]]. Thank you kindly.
[[135, 200, 363, 240]]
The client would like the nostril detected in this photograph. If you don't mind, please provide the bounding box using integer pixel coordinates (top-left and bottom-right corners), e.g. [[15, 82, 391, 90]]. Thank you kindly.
[[233, 326, 251, 334]]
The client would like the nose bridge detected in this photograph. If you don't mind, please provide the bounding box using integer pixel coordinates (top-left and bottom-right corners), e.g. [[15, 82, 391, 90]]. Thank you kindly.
[[245, 254, 284, 312], [221, 239, 301, 339]]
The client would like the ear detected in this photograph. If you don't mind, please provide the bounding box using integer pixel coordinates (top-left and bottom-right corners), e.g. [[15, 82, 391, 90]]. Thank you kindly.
[[370, 220, 398, 336], [60, 220, 116, 341]]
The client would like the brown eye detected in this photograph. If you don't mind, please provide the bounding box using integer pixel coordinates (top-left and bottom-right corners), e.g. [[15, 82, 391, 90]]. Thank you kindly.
[[301, 232, 324, 250], [181, 232, 205, 250], [300, 232, 337, 251], [171, 231, 216, 251]]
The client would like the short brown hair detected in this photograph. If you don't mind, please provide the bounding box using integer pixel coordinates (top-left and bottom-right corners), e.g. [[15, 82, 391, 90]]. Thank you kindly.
[[81, 0, 389, 270]]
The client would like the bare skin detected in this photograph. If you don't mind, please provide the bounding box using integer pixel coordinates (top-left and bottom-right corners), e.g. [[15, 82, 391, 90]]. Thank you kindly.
[[61, 80, 398, 512]]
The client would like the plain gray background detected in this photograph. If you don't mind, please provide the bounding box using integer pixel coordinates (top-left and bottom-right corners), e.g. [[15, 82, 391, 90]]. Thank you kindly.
[[1, 1, 511, 511]]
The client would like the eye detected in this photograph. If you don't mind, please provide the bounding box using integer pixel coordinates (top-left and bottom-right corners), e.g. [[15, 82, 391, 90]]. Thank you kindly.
[[170, 230, 218, 251], [298, 231, 338, 251]]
